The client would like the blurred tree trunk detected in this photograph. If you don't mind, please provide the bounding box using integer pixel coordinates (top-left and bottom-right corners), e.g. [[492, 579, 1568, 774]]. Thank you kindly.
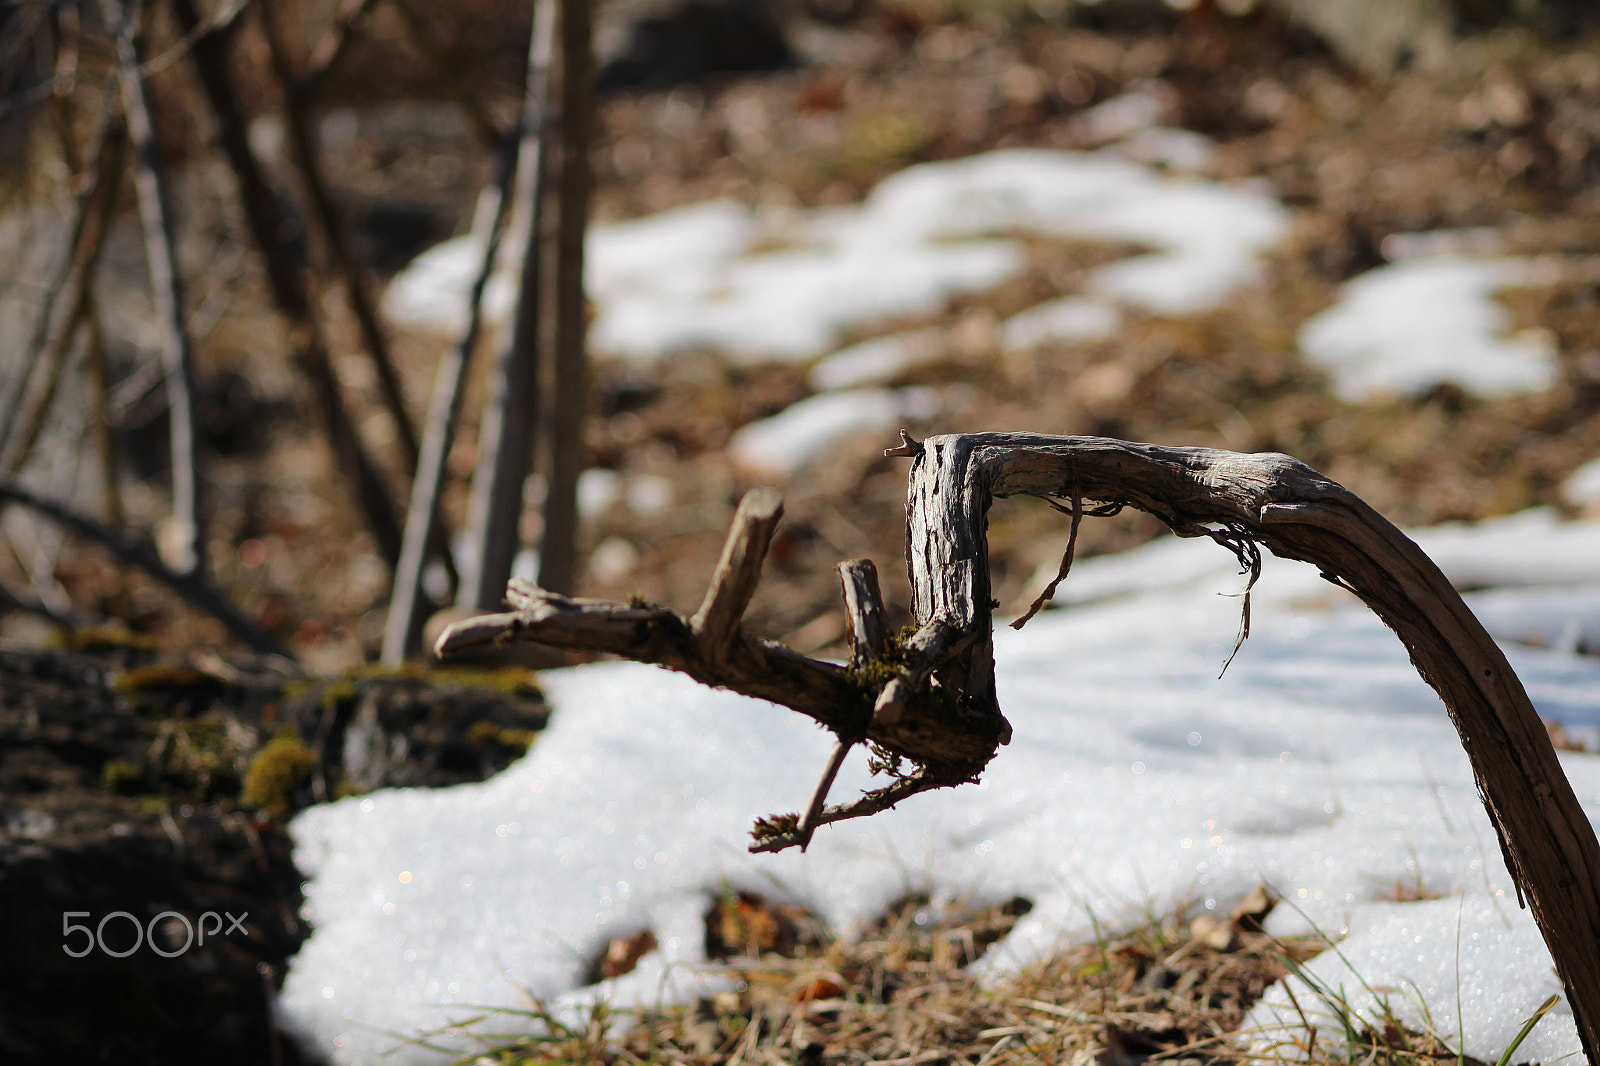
[[458, 0, 556, 613], [538, 0, 594, 597]]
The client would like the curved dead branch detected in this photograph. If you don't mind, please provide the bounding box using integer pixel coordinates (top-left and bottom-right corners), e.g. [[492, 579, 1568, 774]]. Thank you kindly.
[[438, 430, 1600, 1059]]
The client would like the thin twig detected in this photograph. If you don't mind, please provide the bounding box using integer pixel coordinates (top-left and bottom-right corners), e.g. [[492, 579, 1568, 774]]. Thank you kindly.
[[1011, 471, 1081, 630], [795, 738, 856, 851]]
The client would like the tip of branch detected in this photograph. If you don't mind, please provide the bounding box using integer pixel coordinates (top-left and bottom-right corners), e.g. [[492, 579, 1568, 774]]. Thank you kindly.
[[884, 429, 923, 459], [739, 485, 784, 520], [432, 610, 521, 658]]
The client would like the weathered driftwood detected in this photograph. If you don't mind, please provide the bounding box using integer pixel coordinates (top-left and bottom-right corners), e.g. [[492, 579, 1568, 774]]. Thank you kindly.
[[438, 431, 1600, 1058]]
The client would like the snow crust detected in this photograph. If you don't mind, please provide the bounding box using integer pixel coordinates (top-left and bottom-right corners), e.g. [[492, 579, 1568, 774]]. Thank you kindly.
[[1298, 256, 1561, 401], [382, 148, 1289, 364], [281, 510, 1600, 1065]]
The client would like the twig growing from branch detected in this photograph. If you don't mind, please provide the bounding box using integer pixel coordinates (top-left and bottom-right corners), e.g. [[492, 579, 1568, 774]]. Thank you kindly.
[[0, 478, 288, 658], [440, 428, 1600, 1063], [437, 487, 1010, 841]]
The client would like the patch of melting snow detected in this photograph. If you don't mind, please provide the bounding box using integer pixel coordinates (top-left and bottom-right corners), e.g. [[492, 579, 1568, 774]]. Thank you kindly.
[[1298, 254, 1562, 401], [727, 386, 943, 480], [1563, 457, 1600, 509], [282, 508, 1600, 1065], [383, 148, 1288, 364], [808, 328, 946, 390], [998, 295, 1122, 351]]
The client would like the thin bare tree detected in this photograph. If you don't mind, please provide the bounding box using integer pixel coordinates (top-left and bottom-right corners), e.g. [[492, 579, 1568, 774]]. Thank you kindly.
[[103, 0, 205, 578], [457, 0, 556, 613], [537, 0, 595, 597]]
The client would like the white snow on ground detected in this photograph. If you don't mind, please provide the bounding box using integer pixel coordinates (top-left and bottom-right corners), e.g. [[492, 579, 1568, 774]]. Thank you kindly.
[[281, 510, 1600, 1065], [1298, 256, 1562, 401], [383, 148, 1289, 364], [808, 329, 946, 391], [1563, 457, 1600, 509], [727, 386, 942, 479], [998, 295, 1122, 352]]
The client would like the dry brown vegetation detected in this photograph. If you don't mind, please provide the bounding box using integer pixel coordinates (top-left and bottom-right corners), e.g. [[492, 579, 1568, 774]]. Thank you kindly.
[[434, 888, 1468, 1066]]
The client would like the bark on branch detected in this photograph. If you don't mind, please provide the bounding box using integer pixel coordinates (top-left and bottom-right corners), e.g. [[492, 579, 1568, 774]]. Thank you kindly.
[[437, 430, 1600, 1060]]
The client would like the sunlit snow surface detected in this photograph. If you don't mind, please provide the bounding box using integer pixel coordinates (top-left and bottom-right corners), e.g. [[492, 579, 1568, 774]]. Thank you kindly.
[[282, 511, 1600, 1064], [1298, 256, 1561, 401], [383, 148, 1288, 363]]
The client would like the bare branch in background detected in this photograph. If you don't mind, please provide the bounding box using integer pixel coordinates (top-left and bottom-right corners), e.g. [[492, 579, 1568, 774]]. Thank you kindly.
[[457, 0, 555, 613], [169, 0, 406, 567], [102, 0, 206, 579], [83, 307, 129, 617], [0, 478, 289, 658], [0, 570, 93, 630], [386, 0, 504, 149], [292, 0, 383, 102], [256, 0, 423, 475], [381, 126, 529, 663], [537, 0, 595, 597], [0, 91, 123, 468]]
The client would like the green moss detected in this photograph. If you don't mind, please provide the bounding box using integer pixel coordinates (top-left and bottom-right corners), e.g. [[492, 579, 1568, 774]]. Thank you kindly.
[[467, 720, 537, 755], [310, 664, 543, 710], [111, 663, 213, 695], [102, 757, 144, 794], [239, 733, 315, 821], [319, 676, 359, 712]]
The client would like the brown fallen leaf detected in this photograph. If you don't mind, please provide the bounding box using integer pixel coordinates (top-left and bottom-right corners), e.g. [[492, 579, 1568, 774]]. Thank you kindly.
[[599, 929, 658, 979]]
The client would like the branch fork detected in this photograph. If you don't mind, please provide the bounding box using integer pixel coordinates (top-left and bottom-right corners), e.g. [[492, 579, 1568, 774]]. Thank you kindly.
[[436, 487, 1010, 854]]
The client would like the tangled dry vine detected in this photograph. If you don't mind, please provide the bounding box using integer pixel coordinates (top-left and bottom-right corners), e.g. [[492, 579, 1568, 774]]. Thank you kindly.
[[438, 430, 1600, 1063]]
